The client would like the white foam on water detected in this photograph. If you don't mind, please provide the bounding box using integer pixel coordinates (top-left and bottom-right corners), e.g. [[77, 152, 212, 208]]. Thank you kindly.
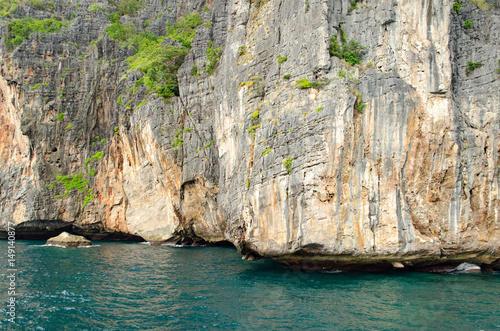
[[163, 243, 202, 248], [42, 244, 98, 248]]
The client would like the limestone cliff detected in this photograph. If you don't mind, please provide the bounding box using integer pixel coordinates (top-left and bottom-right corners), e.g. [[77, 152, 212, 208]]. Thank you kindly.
[[0, 0, 499, 270]]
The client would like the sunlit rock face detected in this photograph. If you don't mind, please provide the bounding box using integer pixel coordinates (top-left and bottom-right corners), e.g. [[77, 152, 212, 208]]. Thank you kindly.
[[0, 0, 499, 269]]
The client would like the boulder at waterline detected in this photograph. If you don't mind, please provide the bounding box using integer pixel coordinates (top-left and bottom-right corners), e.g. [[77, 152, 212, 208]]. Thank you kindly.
[[46, 232, 92, 248]]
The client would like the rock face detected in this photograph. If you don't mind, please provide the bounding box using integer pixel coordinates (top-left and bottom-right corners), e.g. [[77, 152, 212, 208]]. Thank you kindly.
[[0, 0, 499, 269], [46, 232, 92, 248]]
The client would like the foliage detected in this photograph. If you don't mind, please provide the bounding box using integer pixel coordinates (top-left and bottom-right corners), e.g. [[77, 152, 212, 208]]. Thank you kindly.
[[296, 78, 312, 89], [348, 0, 362, 13], [6, 18, 69, 50], [106, 18, 195, 100], [191, 64, 199, 77], [316, 106, 323, 112], [84, 151, 103, 166], [312, 79, 329, 89], [106, 12, 206, 100], [105, 21, 141, 43], [117, 0, 145, 16], [50, 151, 103, 209], [251, 110, 259, 121], [0, 0, 19, 18], [82, 190, 95, 208], [238, 45, 246, 57], [28, 0, 46, 10], [453, 2, 462, 13], [465, 61, 483, 75], [470, 0, 489, 10], [350, 88, 366, 113], [109, 12, 120, 22], [253, 0, 270, 8], [248, 124, 260, 133], [205, 41, 223, 75], [464, 20, 473, 28], [53, 173, 88, 198], [166, 13, 203, 48], [134, 99, 147, 110], [57, 113, 64, 121], [283, 157, 292, 174], [497, 59, 500, 73], [171, 138, 183, 148], [262, 147, 271, 156], [277, 55, 287, 64], [283, 74, 291, 79], [329, 36, 365, 66], [89, 3, 107, 12], [126, 41, 188, 99]]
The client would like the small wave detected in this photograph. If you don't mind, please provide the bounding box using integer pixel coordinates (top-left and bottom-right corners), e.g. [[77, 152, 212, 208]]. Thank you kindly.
[[61, 290, 76, 296], [319, 269, 344, 274], [163, 243, 205, 248], [163, 243, 185, 248], [42, 244, 99, 248]]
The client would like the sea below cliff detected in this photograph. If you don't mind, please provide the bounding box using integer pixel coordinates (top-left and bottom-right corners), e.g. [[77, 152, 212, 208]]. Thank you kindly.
[[1, 240, 499, 330]]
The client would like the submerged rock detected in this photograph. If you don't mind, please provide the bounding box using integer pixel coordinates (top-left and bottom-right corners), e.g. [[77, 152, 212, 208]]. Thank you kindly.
[[46, 232, 92, 248]]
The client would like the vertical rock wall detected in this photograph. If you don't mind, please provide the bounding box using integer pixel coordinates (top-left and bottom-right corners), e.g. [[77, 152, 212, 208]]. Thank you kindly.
[[0, 0, 499, 268]]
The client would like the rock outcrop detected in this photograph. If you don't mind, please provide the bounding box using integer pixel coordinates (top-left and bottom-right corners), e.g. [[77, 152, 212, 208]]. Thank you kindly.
[[46, 231, 92, 247], [0, 0, 499, 270]]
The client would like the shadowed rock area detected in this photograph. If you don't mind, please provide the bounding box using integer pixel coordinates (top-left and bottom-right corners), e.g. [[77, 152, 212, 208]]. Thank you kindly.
[[0, 0, 499, 270]]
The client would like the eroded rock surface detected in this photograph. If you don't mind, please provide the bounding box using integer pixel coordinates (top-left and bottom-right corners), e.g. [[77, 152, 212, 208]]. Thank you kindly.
[[0, 0, 499, 270]]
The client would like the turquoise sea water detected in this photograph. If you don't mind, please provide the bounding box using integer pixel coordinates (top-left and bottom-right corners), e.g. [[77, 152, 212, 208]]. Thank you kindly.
[[0, 240, 499, 330]]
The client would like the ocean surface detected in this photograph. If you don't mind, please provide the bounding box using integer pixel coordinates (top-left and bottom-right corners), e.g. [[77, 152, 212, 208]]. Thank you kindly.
[[0, 240, 499, 330]]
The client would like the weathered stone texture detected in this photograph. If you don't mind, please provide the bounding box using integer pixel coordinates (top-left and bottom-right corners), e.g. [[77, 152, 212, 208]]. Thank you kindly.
[[0, 0, 499, 269]]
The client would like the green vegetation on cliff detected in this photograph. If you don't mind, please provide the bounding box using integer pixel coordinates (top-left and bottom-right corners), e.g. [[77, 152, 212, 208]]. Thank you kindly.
[[470, 0, 489, 10], [283, 158, 292, 174], [0, 0, 51, 17], [106, 12, 204, 100], [205, 41, 223, 75], [348, 0, 363, 13], [107, 0, 145, 16], [329, 23, 365, 66], [6, 17, 69, 50], [0, 0, 19, 17], [166, 13, 203, 49], [49, 151, 103, 209], [329, 37, 365, 66], [466, 61, 483, 75]]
